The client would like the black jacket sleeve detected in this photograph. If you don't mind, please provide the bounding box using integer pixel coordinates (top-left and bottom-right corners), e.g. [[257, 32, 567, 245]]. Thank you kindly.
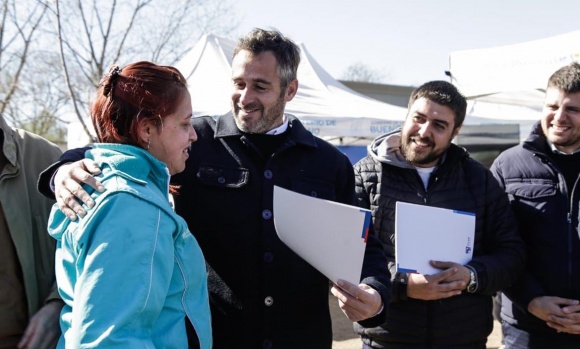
[[349, 157, 391, 327], [37, 146, 91, 199], [490, 155, 541, 309], [358, 225, 391, 327], [466, 164, 526, 295]]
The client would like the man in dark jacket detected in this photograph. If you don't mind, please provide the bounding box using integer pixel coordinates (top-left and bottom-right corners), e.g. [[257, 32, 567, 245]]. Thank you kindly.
[[38, 29, 391, 349], [490, 62, 580, 348], [354, 81, 526, 348]]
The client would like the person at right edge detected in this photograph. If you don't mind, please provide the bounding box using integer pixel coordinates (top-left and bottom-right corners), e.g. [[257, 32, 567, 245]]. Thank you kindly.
[[354, 80, 526, 348], [490, 62, 580, 348]]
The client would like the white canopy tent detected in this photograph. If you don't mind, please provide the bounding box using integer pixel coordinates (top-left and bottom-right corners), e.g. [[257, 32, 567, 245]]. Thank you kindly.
[[461, 93, 544, 143], [175, 34, 407, 140], [67, 34, 407, 149], [448, 30, 580, 141], [449, 30, 580, 98]]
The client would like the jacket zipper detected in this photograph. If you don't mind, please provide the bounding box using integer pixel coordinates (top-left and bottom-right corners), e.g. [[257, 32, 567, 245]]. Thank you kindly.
[[569, 174, 579, 291]]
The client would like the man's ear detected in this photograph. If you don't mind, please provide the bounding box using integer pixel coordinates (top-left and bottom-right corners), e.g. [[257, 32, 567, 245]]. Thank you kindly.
[[452, 125, 462, 139], [284, 79, 298, 102]]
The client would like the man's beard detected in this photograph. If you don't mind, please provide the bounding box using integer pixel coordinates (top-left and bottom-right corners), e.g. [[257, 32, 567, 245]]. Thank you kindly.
[[400, 134, 443, 166], [233, 95, 286, 134]]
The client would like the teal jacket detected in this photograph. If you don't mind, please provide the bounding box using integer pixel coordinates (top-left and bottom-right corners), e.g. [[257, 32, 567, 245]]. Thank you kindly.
[[48, 144, 212, 349]]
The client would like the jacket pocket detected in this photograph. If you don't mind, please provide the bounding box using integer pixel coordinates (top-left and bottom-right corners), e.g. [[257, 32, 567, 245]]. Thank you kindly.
[[197, 164, 249, 188], [505, 179, 557, 199], [290, 178, 335, 201]]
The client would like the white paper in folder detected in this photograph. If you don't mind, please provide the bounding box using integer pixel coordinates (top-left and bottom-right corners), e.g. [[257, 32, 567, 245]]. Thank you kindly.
[[395, 202, 475, 275], [273, 186, 371, 285]]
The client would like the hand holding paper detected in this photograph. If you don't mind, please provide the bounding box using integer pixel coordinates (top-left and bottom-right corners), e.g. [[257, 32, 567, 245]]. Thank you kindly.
[[331, 280, 383, 322], [407, 262, 468, 300]]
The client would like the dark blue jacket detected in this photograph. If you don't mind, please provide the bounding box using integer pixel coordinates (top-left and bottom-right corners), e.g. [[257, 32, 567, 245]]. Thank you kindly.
[[491, 121, 580, 336], [175, 114, 390, 349]]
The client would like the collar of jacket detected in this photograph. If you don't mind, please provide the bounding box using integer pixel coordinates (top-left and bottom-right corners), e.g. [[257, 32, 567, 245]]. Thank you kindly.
[[90, 143, 171, 198], [522, 120, 551, 156], [525, 120, 580, 156], [214, 112, 318, 148], [370, 129, 468, 171], [0, 116, 18, 168]]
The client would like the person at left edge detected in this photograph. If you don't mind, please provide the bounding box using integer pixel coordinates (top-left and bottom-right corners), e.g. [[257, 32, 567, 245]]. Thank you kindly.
[[47, 62, 211, 348], [37, 28, 391, 349], [0, 114, 63, 349]]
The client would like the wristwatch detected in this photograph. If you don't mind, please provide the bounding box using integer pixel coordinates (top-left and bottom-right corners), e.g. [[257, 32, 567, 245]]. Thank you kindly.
[[466, 267, 477, 293]]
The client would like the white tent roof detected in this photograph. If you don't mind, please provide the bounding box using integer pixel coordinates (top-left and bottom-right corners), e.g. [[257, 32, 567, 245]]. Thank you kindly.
[[175, 34, 407, 139], [463, 98, 542, 142], [464, 91, 544, 140], [447, 31, 580, 141], [449, 30, 580, 98]]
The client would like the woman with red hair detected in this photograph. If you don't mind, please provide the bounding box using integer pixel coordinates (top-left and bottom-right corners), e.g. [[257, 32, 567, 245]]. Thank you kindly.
[[48, 61, 211, 348]]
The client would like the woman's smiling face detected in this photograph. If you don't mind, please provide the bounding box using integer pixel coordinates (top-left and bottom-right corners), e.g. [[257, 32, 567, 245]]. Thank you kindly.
[[147, 91, 197, 175]]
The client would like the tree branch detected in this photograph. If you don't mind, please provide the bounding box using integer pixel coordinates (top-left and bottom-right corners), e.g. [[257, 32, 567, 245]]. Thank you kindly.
[[54, 0, 95, 142]]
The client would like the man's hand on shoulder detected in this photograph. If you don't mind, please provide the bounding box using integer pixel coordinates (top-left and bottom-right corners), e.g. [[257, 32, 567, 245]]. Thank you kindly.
[[55, 159, 104, 221]]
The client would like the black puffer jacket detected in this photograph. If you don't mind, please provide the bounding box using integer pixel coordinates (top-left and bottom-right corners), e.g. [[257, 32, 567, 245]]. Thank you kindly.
[[353, 130, 526, 348], [491, 121, 580, 337]]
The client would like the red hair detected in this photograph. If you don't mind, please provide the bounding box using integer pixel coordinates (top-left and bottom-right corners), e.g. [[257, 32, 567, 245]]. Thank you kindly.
[[91, 61, 188, 146]]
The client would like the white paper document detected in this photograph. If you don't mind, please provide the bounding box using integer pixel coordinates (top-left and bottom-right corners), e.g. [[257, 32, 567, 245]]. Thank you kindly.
[[395, 202, 475, 275], [273, 186, 371, 285]]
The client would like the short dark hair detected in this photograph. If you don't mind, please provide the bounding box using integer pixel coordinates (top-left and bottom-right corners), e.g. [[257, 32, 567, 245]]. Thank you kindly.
[[91, 61, 188, 145], [547, 62, 580, 93], [408, 80, 467, 128], [233, 28, 300, 90]]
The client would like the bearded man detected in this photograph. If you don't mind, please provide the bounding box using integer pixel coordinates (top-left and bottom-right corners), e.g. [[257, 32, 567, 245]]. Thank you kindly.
[[353, 80, 526, 349]]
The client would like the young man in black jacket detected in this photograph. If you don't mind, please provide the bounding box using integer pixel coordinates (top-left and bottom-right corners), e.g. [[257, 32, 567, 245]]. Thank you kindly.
[[491, 62, 580, 348], [354, 81, 526, 348], [38, 29, 391, 349]]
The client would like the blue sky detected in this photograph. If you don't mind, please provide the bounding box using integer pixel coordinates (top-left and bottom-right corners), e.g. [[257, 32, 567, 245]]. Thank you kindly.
[[234, 0, 579, 86]]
